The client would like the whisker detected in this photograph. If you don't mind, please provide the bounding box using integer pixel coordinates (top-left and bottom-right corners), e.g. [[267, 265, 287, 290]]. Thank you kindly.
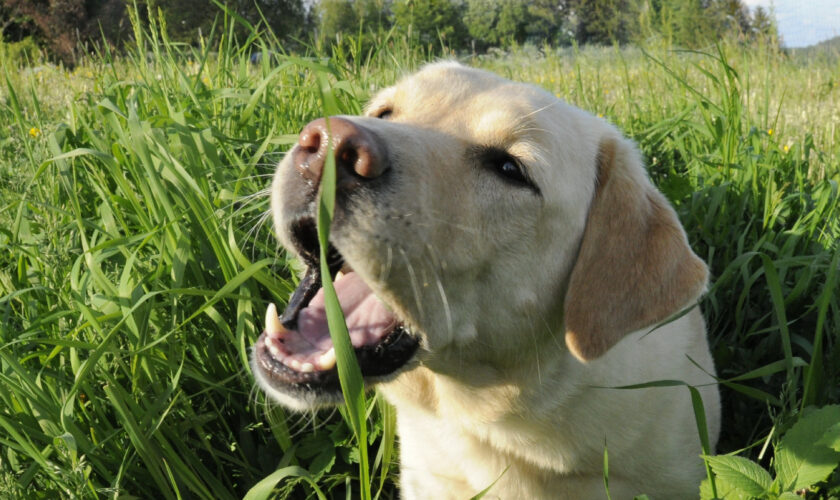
[[424, 243, 453, 340], [398, 247, 425, 324]]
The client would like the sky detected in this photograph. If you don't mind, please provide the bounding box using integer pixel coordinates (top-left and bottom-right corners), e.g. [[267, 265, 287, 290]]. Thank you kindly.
[[742, 0, 840, 48]]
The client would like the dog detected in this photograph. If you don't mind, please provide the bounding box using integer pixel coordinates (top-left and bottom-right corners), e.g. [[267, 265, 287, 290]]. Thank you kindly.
[[252, 62, 721, 499]]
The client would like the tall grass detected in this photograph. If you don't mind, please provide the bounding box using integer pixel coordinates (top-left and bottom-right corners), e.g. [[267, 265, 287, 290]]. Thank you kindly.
[[1, 10, 838, 499]]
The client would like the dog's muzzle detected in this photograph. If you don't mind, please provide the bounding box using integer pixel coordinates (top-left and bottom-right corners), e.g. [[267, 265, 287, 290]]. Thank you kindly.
[[253, 117, 419, 398]]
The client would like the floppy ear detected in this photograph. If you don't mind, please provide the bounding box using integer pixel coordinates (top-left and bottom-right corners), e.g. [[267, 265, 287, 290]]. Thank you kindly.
[[563, 135, 708, 362]]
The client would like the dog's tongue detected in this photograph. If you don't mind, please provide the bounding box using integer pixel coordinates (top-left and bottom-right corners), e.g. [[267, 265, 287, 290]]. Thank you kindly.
[[276, 272, 398, 364]]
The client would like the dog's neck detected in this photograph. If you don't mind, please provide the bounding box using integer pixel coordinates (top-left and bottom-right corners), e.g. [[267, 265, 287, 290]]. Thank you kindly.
[[380, 333, 585, 422]]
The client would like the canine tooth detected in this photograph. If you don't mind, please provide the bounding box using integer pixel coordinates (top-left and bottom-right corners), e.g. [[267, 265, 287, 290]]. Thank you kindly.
[[336, 270, 345, 280], [318, 348, 336, 370], [300, 362, 315, 373], [265, 303, 285, 337]]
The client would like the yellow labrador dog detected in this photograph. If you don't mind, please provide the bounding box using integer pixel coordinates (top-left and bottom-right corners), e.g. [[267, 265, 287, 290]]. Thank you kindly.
[[252, 62, 720, 499]]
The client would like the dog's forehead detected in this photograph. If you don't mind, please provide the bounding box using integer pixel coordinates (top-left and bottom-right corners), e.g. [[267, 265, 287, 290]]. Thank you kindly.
[[377, 63, 558, 144], [365, 63, 603, 196]]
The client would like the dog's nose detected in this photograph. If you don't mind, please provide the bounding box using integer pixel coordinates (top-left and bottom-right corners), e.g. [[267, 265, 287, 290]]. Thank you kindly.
[[293, 117, 387, 187]]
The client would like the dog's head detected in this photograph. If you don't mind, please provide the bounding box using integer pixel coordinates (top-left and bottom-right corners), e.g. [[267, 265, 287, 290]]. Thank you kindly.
[[252, 62, 708, 409]]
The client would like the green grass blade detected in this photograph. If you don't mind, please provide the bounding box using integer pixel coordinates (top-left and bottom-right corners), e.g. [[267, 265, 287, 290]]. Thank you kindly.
[[801, 247, 839, 410], [311, 63, 371, 497], [468, 465, 510, 500], [760, 254, 794, 382]]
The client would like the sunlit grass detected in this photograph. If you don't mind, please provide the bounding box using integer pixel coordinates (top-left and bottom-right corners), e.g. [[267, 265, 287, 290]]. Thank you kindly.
[[1, 10, 838, 499]]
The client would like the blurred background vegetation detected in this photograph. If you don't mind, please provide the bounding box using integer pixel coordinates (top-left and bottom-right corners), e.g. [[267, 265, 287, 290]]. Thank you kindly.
[[1, 0, 780, 67]]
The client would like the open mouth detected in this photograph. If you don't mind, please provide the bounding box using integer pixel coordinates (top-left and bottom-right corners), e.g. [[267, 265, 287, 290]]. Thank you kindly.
[[254, 218, 419, 392]]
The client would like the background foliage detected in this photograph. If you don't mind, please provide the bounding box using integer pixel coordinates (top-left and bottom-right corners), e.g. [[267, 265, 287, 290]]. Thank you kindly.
[[1, 0, 780, 66], [1, 2, 839, 499]]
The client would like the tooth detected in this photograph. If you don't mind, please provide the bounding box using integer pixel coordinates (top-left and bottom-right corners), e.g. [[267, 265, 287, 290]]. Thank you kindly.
[[318, 348, 336, 370], [336, 270, 345, 280], [288, 359, 302, 371], [265, 303, 285, 337], [266, 338, 281, 357], [300, 362, 314, 373]]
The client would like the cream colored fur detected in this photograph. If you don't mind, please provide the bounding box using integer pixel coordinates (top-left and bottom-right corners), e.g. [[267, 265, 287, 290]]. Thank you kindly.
[[269, 62, 720, 499]]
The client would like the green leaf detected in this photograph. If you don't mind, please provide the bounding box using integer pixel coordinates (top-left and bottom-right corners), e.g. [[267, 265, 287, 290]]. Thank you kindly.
[[775, 405, 840, 490], [242, 465, 326, 500], [777, 493, 803, 500], [816, 422, 840, 452], [309, 446, 337, 480], [700, 476, 752, 500], [706, 455, 772, 497]]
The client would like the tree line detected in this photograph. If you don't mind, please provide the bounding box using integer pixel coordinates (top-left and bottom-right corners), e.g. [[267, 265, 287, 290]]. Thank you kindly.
[[1, 0, 778, 66], [319, 0, 777, 51]]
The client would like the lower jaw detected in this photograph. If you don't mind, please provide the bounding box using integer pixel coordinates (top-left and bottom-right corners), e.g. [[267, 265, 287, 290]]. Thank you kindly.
[[253, 325, 421, 400]]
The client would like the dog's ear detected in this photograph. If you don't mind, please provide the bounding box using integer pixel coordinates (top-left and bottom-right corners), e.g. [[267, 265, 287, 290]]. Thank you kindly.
[[563, 135, 708, 362]]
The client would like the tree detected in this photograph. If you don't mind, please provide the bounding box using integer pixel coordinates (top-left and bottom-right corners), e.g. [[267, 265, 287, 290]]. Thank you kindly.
[[0, 0, 129, 66], [391, 0, 468, 51], [709, 0, 751, 38], [149, 0, 307, 47], [354, 0, 393, 31], [464, 0, 537, 50], [670, 0, 714, 47], [573, 0, 637, 45], [464, 0, 498, 48], [496, 0, 529, 44], [317, 0, 360, 41], [316, 0, 393, 41], [750, 5, 777, 43], [646, 0, 762, 48], [526, 0, 570, 46]]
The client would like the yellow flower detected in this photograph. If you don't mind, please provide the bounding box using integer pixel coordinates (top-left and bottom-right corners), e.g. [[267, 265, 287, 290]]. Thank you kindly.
[[597, 113, 604, 118], [783, 144, 790, 152], [767, 129, 773, 136], [29, 127, 40, 138]]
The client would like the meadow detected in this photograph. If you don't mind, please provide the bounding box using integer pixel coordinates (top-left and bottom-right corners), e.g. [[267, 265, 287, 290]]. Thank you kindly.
[[1, 11, 839, 499]]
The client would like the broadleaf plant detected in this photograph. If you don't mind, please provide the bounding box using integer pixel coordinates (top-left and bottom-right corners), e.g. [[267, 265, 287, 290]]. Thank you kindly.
[[700, 405, 840, 499]]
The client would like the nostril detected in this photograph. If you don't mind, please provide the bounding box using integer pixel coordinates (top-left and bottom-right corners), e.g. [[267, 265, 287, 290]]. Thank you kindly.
[[353, 148, 376, 178], [292, 117, 386, 186], [299, 129, 321, 154], [338, 148, 358, 169]]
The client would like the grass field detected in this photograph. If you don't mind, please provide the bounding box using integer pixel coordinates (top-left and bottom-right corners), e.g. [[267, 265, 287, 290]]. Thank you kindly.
[[1, 11, 839, 500]]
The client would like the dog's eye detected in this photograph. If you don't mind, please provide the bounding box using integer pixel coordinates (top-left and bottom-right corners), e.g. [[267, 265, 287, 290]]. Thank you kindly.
[[496, 158, 527, 183], [490, 153, 534, 189], [374, 108, 393, 119], [472, 146, 539, 194]]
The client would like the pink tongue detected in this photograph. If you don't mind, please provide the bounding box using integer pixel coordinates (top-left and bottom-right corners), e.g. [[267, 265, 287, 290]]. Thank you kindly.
[[282, 272, 397, 358]]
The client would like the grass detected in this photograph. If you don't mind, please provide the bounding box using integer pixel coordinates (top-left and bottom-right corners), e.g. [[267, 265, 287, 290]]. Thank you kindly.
[[1, 10, 839, 499]]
